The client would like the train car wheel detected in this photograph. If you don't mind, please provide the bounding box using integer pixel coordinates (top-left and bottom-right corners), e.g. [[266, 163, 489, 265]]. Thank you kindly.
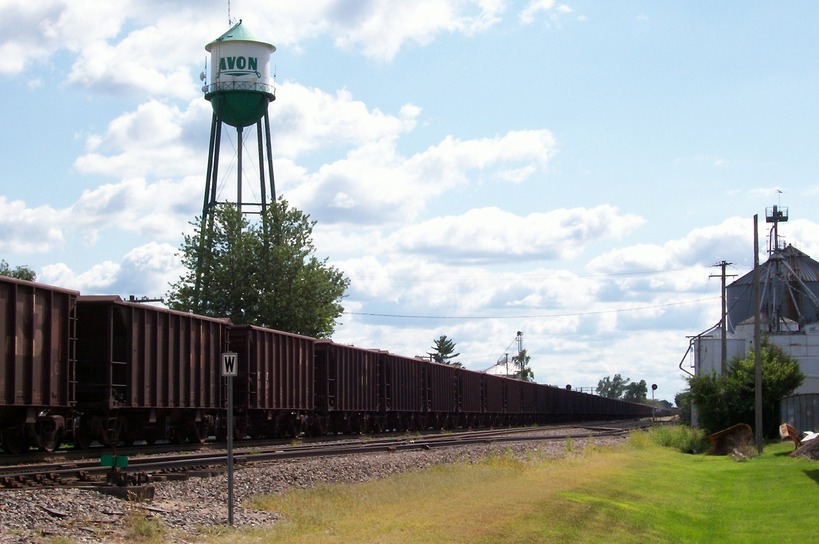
[[143, 429, 158, 446], [38, 433, 61, 453], [308, 418, 325, 438], [74, 424, 93, 450], [173, 427, 187, 445], [2, 426, 29, 454], [103, 418, 126, 447], [187, 421, 208, 444], [287, 419, 299, 438]]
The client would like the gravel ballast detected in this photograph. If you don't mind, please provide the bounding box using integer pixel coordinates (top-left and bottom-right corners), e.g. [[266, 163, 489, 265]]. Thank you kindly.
[[0, 433, 627, 543]]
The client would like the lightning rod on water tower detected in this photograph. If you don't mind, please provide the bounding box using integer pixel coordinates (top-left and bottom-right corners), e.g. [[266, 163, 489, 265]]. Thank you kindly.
[[194, 20, 278, 308]]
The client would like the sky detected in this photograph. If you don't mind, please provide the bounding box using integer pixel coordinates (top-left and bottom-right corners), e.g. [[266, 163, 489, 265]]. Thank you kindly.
[[3, 0, 819, 402]]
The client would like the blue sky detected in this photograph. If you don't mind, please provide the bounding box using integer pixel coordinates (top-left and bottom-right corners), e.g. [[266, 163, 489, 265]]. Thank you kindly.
[[3, 1, 819, 400]]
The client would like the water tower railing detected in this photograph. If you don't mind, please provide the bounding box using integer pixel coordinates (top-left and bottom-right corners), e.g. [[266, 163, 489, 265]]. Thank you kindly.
[[204, 81, 276, 96]]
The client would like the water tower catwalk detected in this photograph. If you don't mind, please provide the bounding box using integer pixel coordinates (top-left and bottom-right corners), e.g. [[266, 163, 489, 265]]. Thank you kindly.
[[195, 20, 277, 304]]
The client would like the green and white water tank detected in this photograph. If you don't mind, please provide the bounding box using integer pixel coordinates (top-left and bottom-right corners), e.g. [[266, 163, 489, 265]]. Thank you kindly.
[[203, 20, 276, 128]]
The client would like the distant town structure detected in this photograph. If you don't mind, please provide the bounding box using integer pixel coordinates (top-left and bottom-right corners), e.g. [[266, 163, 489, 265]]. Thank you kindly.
[[194, 20, 277, 304], [486, 331, 525, 378], [682, 206, 819, 433]]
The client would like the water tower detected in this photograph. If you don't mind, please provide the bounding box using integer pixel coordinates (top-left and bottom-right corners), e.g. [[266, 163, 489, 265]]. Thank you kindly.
[[195, 20, 277, 304]]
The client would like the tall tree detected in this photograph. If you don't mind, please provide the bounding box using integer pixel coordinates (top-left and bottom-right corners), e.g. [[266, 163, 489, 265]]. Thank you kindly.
[[596, 374, 629, 399], [0, 260, 36, 281], [511, 348, 535, 381], [622, 379, 648, 402], [686, 339, 804, 437], [167, 200, 349, 338], [428, 335, 461, 367]]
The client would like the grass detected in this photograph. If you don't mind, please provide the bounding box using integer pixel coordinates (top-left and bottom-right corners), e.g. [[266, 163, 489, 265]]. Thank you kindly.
[[122, 507, 166, 543], [203, 426, 819, 544]]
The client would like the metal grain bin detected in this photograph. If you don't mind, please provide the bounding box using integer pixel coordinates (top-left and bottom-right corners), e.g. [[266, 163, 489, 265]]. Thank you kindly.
[[75, 296, 228, 445], [314, 340, 379, 433], [0, 276, 78, 452], [228, 324, 314, 437], [780, 393, 818, 435]]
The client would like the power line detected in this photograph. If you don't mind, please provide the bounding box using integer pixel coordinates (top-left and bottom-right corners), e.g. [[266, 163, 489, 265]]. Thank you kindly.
[[345, 296, 718, 320], [363, 266, 695, 285]]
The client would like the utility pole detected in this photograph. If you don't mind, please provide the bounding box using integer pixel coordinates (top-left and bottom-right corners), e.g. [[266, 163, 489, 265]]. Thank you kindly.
[[753, 215, 763, 454], [710, 261, 737, 374]]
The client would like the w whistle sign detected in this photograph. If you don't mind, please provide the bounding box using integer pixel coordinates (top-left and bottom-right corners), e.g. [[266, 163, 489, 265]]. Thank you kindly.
[[222, 352, 238, 377]]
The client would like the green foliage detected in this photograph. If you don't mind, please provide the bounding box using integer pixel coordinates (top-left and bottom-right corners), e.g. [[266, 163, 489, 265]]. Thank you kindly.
[[685, 339, 804, 437], [622, 379, 647, 402], [675, 390, 693, 426], [167, 200, 349, 338], [125, 511, 166, 542], [632, 425, 708, 453], [596, 373, 629, 398], [428, 335, 461, 366], [511, 348, 535, 381], [0, 259, 36, 281]]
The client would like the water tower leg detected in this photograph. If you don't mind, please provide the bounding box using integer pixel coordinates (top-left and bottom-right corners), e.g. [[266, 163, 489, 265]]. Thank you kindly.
[[263, 109, 276, 203], [194, 110, 223, 308]]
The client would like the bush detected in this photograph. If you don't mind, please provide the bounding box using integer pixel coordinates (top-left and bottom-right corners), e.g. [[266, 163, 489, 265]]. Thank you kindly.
[[631, 425, 708, 454], [685, 339, 804, 437]]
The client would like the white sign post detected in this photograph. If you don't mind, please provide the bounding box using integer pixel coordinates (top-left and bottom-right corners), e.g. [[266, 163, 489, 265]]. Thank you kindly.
[[222, 351, 237, 526]]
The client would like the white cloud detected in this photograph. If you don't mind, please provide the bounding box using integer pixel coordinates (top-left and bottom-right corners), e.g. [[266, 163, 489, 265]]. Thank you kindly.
[[269, 84, 421, 159], [0, 197, 65, 253], [587, 217, 751, 274], [519, 1, 576, 25], [75, 99, 208, 178], [387, 205, 644, 262], [291, 129, 557, 225], [520, 0, 556, 25], [68, 176, 201, 241], [1, 1, 509, 95], [40, 259, 121, 292], [329, 0, 505, 61]]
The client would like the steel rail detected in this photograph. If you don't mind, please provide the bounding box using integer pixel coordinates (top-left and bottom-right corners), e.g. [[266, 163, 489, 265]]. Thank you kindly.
[[0, 424, 633, 489]]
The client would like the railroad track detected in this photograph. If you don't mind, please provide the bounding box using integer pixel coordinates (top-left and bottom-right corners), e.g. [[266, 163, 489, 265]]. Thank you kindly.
[[0, 421, 642, 491]]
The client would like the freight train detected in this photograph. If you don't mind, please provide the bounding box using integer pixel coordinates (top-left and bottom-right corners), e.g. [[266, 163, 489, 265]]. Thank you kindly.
[[0, 275, 654, 454]]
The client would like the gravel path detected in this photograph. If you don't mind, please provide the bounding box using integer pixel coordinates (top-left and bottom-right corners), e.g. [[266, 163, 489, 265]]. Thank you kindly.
[[0, 433, 627, 543]]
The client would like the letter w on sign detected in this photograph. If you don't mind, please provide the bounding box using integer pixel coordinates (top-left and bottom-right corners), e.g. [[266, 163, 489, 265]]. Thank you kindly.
[[222, 352, 238, 377]]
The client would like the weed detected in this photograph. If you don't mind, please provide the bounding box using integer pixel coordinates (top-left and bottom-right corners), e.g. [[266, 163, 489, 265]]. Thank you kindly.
[[635, 424, 708, 453], [44, 537, 77, 544], [124, 510, 166, 542]]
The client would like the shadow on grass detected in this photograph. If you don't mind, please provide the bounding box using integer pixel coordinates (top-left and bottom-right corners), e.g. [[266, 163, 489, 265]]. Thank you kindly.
[[803, 468, 819, 486]]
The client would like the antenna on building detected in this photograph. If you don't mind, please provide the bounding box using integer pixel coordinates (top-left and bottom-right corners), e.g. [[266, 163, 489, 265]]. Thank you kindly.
[[765, 203, 788, 255]]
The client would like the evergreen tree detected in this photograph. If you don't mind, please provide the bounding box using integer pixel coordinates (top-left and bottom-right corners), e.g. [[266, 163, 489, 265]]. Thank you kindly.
[[428, 335, 461, 367]]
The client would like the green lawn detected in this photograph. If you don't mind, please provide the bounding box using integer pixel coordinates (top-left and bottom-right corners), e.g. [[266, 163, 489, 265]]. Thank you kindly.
[[205, 430, 818, 544]]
